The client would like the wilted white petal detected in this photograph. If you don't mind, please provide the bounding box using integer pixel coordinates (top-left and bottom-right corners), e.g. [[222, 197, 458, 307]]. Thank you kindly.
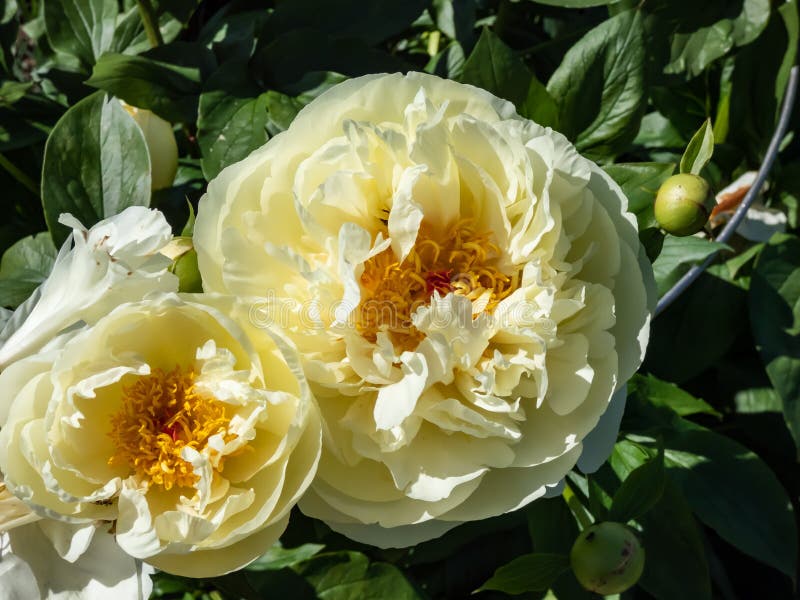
[[736, 204, 787, 242], [1, 521, 154, 600], [0, 207, 177, 369]]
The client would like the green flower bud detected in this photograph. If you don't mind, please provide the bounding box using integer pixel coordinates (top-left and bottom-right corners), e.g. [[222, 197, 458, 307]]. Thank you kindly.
[[654, 173, 713, 236], [165, 239, 203, 293], [570, 522, 645, 595], [173, 248, 203, 293], [121, 102, 179, 191]]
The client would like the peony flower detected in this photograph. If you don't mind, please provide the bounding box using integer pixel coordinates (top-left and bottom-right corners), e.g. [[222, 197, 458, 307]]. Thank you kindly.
[[0, 206, 177, 370], [121, 102, 179, 191], [0, 293, 321, 575], [194, 72, 656, 546]]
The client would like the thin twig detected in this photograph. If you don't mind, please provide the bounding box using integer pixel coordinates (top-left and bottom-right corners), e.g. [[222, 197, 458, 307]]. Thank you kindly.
[[563, 479, 594, 531], [136, 0, 164, 48], [0, 153, 39, 197]]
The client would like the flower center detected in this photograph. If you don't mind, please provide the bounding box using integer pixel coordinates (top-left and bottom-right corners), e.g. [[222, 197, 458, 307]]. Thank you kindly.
[[356, 219, 519, 352], [108, 367, 233, 490]]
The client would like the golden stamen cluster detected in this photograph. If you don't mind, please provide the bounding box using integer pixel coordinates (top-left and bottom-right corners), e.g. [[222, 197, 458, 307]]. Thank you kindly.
[[357, 219, 519, 351], [108, 367, 232, 490]]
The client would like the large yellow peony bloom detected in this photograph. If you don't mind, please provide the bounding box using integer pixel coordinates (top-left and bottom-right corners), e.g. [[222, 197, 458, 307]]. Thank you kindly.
[[194, 72, 656, 545], [0, 294, 321, 575]]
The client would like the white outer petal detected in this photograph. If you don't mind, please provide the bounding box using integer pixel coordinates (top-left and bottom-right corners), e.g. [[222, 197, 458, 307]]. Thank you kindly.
[[0, 207, 177, 369], [576, 385, 627, 474], [2, 521, 153, 600], [325, 518, 461, 549]]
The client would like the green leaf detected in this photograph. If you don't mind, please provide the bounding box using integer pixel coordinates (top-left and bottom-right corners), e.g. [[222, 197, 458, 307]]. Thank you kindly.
[[607, 445, 708, 598], [478, 553, 570, 594], [625, 388, 798, 579], [262, 0, 428, 47], [527, 497, 579, 556], [604, 162, 675, 214], [198, 7, 271, 64], [652, 235, 730, 296], [776, 1, 799, 105], [724, 241, 763, 281], [460, 27, 557, 127], [157, 0, 201, 24], [665, 22, 734, 79], [41, 92, 151, 246], [644, 271, 747, 383], [639, 227, 665, 262], [521, 76, 560, 130], [196, 64, 272, 181], [527, 0, 623, 6], [151, 572, 195, 597], [43, 0, 117, 70], [546, 9, 645, 158], [295, 552, 422, 600], [427, 40, 467, 80], [713, 58, 735, 144], [608, 443, 666, 523], [728, 6, 798, 158], [665, 0, 771, 77], [734, 388, 784, 414], [112, 5, 183, 56], [587, 476, 612, 521], [629, 374, 721, 418], [663, 428, 798, 579], [197, 64, 342, 181], [180, 202, 195, 238], [638, 479, 712, 600], [252, 29, 406, 92], [87, 43, 217, 123], [649, 84, 709, 145], [431, 0, 477, 47], [0, 232, 56, 308], [634, 112, 687, 149], [1, 0, 16, 23], [214, 569, 315, 600], [749, 233, 800, 452], [679, 119, 714, 176], [247, 542, 325, 572], [0, 81, 32, 108]]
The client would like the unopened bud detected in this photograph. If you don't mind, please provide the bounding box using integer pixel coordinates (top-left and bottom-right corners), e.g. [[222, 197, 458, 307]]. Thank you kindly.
[[121, 102, 178, 191], [570, 522, 645, 595], [654, 173, 713, 236], [172, 248, 202, 293]]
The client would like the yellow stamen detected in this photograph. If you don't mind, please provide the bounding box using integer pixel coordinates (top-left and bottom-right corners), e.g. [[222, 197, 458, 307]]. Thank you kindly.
[[356, 219, 520, 352], [108, 367, 233, 490]]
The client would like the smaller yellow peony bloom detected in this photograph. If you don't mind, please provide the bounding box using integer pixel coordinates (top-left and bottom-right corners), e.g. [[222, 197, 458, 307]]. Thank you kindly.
[[121, 102, 179, 191], [0, 294, 321, 576]]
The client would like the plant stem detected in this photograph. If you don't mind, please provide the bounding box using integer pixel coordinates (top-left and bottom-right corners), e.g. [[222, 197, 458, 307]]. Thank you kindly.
[[136, 0, 163, 48], [427, 31, 441, 57], [563, 480, 593, 531], [0, 153, 39, 197]]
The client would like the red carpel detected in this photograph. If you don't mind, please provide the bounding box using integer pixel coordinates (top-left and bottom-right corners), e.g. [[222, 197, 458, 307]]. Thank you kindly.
[[426, 269, 454, 295]]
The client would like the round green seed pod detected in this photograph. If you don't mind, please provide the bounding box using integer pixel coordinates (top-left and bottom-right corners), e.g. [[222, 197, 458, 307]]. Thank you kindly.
[[654, 173, 714, 236], [172, 248, 203, 293], [570, 522, 645, 595]]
